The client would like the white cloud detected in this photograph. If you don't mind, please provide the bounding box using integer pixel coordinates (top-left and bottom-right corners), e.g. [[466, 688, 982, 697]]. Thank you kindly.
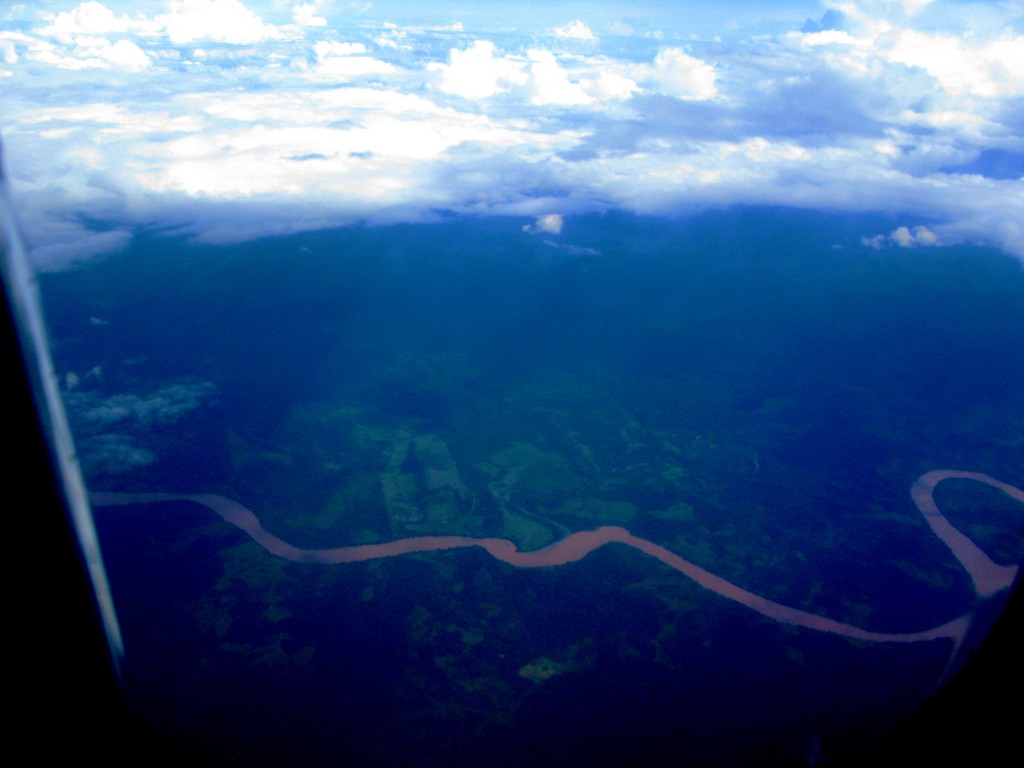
[[644, 48, 718, 100], [65, 380, 216, 474], [101, 38, 149, 69], [862, 224, 941, 249], [156, 0, 281, 45], [793, 7, 1024, 101], [4, 2, 1024, 264], [1, 39, 18, 63], [75, 382, 217, 427], [293, 2, 327, 28], [884, 29, 1024, 98], [430, 40, 526, 99], [523, 214, 563, 235], [42, 1, 121, 38], [582, 69, 639, 101], [891, 224, 939, 246], [525, 49, 593, 106], [797, 29, 870, 48], [314, 40, 366, 59], [310, 39, 395, 78], [38, 1, 160, 43], [374, 26, 408, 50], [30, 226, 133, 271], [427, 22, 464, 32], [317, 54, 395, 78], [14, 85, 576, 219], [552, 20, 596, 41], [20, 33, 149, 71], [80, 434, 157, 473], [70, 36, 150, 70], [899, 0, 936, 15]]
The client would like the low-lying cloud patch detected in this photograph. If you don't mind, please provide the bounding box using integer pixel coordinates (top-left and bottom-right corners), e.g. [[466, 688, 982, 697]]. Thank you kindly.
[[523, 214, 564, 235], [64, 379, 217, 474], [862, 224, 942, 249]]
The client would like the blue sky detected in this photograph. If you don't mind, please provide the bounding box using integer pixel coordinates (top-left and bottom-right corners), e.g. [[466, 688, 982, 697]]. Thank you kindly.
[[1, 0, 1022, 268]]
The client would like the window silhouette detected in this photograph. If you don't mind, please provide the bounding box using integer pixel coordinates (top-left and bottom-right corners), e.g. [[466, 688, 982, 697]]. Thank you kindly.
[[3, 3, 1023, 767]]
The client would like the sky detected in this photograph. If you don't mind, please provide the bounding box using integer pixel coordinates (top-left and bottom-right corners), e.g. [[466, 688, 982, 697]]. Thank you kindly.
[[0, 0, 1022, 269]]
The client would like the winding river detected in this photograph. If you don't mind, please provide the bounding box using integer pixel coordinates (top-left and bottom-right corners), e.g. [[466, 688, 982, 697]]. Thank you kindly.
[[91, 469, 1023, 675]]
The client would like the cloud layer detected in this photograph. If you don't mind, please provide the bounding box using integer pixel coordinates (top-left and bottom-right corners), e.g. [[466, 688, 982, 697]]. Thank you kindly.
[[64, 379, 217, 474], [2, 1, 1023, 267]]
